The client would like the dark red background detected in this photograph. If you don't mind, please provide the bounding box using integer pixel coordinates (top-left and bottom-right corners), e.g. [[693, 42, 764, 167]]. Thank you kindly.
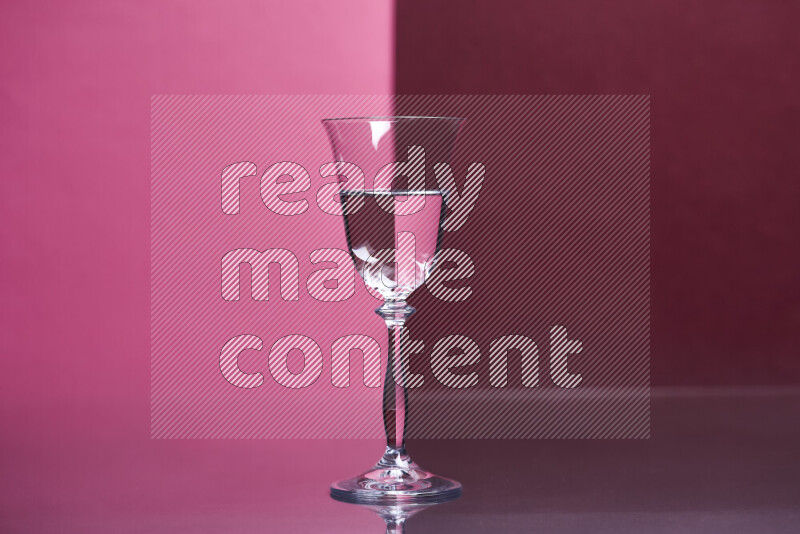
[[396, 0, 800, 385]]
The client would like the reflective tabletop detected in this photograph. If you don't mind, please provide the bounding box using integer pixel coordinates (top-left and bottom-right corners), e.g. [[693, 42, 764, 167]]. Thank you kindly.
[[1, 389, 798, 533]]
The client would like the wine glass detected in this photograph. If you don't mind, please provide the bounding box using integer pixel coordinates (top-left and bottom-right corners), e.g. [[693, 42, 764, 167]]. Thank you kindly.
[[322, 117, 463, 503]]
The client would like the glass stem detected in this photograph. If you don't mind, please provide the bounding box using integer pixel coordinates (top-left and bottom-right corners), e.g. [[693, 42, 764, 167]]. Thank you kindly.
[[385, 518, 406, 534], [376, 299, 416, 453], [384, 322, 408, 451]]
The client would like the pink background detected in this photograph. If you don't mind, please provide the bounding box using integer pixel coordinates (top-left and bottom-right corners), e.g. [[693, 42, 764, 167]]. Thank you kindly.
[[1, 1, 392, 530], [150, 95, 398, 438], [2, 0, 798, 530], [396, 0, 800, 385]]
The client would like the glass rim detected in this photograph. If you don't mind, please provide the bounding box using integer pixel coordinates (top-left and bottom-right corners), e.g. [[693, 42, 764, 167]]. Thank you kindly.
[[321, 115, 464, 122]]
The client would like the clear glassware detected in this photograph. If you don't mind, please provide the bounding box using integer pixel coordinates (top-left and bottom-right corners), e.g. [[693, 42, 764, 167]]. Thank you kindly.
[[323, 117, 463, 504], [359, 501, 442, 533]]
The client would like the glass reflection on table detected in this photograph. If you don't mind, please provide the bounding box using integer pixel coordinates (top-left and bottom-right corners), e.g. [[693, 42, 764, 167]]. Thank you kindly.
[[332, 493, 459, 533]]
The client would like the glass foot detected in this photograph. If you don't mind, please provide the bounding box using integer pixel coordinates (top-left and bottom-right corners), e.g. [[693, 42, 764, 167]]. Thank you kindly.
[[331, 447, 462, 504]]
